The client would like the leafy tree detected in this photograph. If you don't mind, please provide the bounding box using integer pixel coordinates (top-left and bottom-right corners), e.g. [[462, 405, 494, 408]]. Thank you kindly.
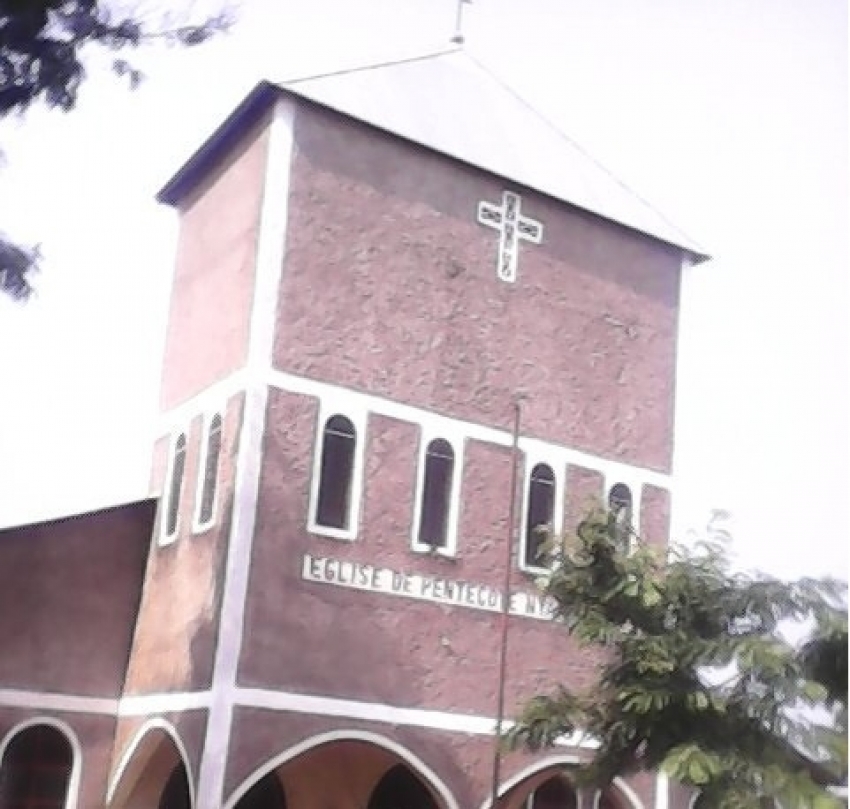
[[0, 0, 230, 300], [507, 508, 848, 808]]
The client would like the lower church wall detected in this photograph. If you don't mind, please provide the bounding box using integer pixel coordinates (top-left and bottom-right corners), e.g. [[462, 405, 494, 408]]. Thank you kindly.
[[224, 707, 655, 809]]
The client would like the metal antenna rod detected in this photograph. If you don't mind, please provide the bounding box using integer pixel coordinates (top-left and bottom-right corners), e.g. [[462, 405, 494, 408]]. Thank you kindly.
[[451, 0, 470, 44], [489, 397, 524, 809]]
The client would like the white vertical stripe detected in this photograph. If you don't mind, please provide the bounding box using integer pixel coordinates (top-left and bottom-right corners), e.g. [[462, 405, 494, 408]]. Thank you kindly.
[[196, 97, 295, 809]]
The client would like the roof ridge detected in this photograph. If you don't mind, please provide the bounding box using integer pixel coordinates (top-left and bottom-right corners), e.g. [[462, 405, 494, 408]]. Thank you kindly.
[[281, 47, 462, 87], [464, 52, 703, 251]]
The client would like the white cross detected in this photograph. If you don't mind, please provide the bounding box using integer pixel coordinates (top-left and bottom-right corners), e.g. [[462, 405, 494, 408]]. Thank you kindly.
[[477, 191, 543, 283]]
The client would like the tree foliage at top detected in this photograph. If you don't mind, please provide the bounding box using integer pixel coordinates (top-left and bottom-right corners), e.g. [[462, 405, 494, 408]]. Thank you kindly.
[[506, 508, 848, 809], [0, 0, 230, 300]]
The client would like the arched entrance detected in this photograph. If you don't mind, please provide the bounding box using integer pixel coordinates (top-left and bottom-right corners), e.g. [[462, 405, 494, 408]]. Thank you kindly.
[[108, 720, 194, 808], [0, 722, 75, 809], [227, 732, 455, 809], [368, 764, 439, 809], [488, 761, 641, 809], [232, 772, 286, 809], [527, 777, 577, 809]]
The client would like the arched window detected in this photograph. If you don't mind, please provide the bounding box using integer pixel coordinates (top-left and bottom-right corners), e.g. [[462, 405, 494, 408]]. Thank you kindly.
[[527, 776, 577, 809], [0, 724, 74, 808], [608, 482, 633, 551], [158, 762, 191, 809], [164, 433, 187, 540], [234, 772, 287, 809], [417, 439, 455, 548], [196, 413, 223, 529], [315, 415, 357, 530], [368, 765, 438, 809], [524, 463, 555, 568]]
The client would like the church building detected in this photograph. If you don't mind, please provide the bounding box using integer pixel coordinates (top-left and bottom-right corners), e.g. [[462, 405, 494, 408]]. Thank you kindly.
[[0, 49, 707, 809]]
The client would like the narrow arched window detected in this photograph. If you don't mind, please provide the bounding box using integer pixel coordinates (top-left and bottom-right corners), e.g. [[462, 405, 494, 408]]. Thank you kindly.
[[0, 724, 74, 808], [197, 414, 223, 528], [608, 482, 633, 550], [524, 463, 555, 568], [165, 433, 187, 539], [417, 439, 455, 548], [315, 415, 356, 530]]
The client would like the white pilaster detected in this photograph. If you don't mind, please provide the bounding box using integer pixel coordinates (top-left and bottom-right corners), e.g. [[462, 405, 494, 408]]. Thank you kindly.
[[195, 96, 295, 809]]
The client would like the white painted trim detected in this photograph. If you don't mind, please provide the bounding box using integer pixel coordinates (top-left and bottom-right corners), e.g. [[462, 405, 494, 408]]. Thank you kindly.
[[307, 404, 368, 541], [0, 716, 83, 809], [518, 449, 566, 575], [267, 369, 673, 491], [236, 687, 500, 735], [222, 729, 460, 809], [0, 688, 210, 717], [410, 430, 464, 557], [117, 691, 211, 716], [192, 409, 224, 534], [106, 717, 196, 807], [0, 689, 118, 715], [159, 430, 187, 546], [654, 773, 669, 809], [233, 687, 595, 750], [196, 97, 296, 809]]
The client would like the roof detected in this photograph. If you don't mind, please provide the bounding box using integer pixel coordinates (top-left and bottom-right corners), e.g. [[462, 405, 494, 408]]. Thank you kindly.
[[158, 48, 708, 262]]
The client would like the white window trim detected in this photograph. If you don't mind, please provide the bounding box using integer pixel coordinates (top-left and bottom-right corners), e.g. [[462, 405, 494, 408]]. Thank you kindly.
[[410, 431, 464, 558], [518, 449, 566, 575], [193, 410, 224, 535], [159, 430, 187, 547], [604, 476, 642, 553], [307, 401, 367, 542]]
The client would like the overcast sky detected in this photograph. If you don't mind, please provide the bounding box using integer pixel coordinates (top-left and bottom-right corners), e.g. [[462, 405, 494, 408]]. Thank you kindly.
[[0, 0, 846, 579]]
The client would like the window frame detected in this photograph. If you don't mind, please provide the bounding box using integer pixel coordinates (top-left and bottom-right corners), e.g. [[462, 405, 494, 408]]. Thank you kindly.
[[604, 478, 642, 553], [410, 432, 464, 557], [307, 405, 367, 541], [518, 451, 565, 575], [193, 410, 224, 534], [159, 430, 188, 547]]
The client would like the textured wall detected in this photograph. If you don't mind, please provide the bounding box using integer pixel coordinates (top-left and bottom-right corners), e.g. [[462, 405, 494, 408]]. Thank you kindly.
[[124, 392, 244, 694], [0, 502, 152, 696], [275, 104, 682, 472], [159, 116, 269, 411], [241, 391, 609, 717]]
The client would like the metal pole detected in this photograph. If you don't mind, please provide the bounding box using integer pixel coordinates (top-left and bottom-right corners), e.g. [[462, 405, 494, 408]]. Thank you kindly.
[[489, 399, 523, 809], [451, 0, 468, 44]]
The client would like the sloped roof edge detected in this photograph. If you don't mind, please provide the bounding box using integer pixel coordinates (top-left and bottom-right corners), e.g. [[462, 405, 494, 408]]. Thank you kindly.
[[157, 80, 280, 206], [157, 76, 709, 263]]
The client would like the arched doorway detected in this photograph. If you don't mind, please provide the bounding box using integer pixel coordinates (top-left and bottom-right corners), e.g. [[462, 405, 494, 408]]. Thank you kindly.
[[158, 762, 192, 809], [226, 733, 455, 809], [368, 764, 439, 809], [232, 772, 286, 809], [526, 777, 577, 809], [108, 721, 194, 808], [0, 723, 74, 808]]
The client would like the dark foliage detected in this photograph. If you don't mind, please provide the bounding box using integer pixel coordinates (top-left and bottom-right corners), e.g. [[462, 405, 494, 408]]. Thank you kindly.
[[0, 0, 230, 300], [506, 508, 848, 808]]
